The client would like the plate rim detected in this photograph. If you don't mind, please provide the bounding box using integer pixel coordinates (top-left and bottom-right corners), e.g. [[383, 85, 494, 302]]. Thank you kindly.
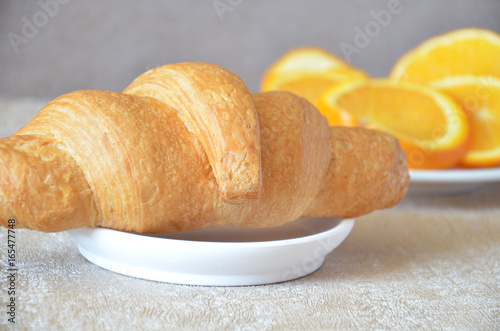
[[409, 167, 500, 183], [68, 218, 356, 285], [69, 218, 355, 249]]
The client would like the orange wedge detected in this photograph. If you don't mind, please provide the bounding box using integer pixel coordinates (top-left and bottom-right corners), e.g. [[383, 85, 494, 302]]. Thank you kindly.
[[315, 99, 358, 126], [391, 28, 500, 83], [261, 47, 367, 104], [316, 104, 360, 126], [318, 79, 470, 169], [431, 76, 500, 168]]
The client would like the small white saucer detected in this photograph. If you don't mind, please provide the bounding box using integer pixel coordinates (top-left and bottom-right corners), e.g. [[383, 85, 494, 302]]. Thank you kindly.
[[68, 218, 354, 286], [409, 167, 500, 195]]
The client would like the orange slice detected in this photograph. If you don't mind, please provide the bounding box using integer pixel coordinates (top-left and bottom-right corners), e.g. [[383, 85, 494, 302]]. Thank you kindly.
[[261, 47, 367, 104], [318, 79, 470, 169], [391, 28, 500, 83], [431, 76, 500, 168], [315, 99, 358, 126]]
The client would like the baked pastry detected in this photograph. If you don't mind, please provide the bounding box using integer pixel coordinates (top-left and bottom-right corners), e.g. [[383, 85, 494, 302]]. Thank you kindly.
[[124, 62, 261, 203], [0, 63, 409, 233]]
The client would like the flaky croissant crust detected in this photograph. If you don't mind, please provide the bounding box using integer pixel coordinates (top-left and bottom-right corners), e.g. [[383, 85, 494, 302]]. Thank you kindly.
[[0, 62, 409, 233]]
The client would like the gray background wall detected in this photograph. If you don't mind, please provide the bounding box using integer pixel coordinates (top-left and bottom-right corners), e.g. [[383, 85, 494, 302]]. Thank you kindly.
[[1, 0, 499, 99]]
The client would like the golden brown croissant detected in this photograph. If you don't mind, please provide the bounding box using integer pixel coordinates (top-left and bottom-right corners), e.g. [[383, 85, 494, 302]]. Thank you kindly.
[[0, 62, 409, 233]]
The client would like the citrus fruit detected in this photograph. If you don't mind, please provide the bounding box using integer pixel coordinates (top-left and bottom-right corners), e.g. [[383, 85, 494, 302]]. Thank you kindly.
[[261, 47, 367, 104], [315, 99, 358, 126], [431, 75, 500, 167], [318, 79, 470, 169], [391, 28, 500, 83]]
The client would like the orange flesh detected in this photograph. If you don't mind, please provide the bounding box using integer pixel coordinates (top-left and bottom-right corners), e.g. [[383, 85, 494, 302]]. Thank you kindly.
[[435, 79, 500, 151], [401, 39, 500, 81], [335, 86, 447, 141], [279, 77, 343, 104]]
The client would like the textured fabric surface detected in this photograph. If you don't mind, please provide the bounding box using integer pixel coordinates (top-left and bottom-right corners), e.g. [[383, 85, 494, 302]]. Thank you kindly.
[[0, 99, 499, 330]]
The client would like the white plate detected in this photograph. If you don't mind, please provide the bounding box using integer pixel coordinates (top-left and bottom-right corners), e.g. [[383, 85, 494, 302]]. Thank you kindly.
[[68, 218, 354, 286], [409, 167, 500, 195]]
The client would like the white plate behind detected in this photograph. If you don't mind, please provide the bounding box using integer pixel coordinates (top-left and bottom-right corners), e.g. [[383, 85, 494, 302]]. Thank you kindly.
[[409, 167, 500, 195]]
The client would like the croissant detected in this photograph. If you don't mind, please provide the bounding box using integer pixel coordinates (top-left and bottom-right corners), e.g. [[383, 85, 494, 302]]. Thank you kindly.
[[0, 62, 409, 233]]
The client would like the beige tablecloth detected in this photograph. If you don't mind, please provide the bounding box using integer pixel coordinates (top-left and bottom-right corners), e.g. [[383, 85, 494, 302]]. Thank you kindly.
[[0, 98, 499, 330]]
